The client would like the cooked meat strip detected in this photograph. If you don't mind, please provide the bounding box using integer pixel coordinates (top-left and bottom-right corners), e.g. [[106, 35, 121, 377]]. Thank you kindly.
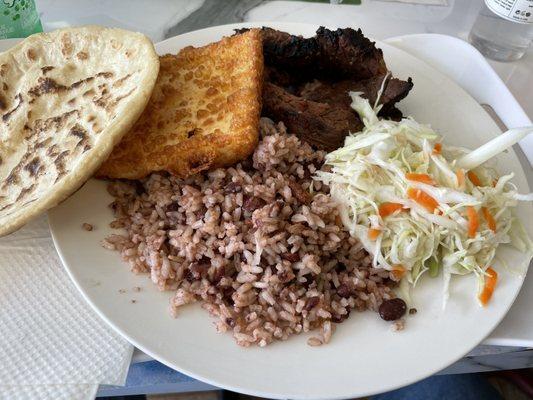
[[314, 27, 387, 80], [263, 82, 363, 151], [382, 106, 403, 121], [258, 27, 320, 80], [235, 26, 414, 150], [264, 66, 296, 92], [299, 75, 413, 118], [237, 26, 387, 81], [262, 74, 412, 148], [369, 76, 413, 116]]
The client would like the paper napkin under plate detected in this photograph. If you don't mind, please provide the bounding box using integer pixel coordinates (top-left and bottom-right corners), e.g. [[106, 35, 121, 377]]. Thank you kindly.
[[0, 216, 132, 400]]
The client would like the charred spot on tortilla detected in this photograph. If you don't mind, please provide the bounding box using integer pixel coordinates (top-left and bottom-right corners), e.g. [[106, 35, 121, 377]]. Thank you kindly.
[[2, 93, 23, 122], [24, 157, 42, 177], [41, 65, 54, 74]]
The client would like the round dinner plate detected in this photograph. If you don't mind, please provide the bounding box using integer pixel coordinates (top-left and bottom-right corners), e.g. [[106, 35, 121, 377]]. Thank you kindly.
[[47, 23, 532, 399]]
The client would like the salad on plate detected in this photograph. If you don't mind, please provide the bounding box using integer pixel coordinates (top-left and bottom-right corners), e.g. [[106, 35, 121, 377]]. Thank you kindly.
[[316, 89, 533, 308]]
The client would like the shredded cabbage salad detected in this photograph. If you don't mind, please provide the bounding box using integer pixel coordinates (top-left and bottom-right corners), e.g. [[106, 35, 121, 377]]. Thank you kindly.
[[315, 92, 533, 308]]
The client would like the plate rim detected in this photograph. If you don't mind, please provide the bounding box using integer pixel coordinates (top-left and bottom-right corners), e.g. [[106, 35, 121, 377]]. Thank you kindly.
[[47, 22, 532, 399]]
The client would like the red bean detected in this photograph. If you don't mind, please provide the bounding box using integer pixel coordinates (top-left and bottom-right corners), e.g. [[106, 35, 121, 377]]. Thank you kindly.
[[379, 298, 407, 321]]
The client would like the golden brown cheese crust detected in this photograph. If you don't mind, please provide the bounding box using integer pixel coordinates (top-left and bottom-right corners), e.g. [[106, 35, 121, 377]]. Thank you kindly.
[[98, 29, 263, 179]]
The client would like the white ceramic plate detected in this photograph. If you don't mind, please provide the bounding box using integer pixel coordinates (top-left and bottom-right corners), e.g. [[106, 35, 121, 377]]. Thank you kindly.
[[47, 23, 532, 399]]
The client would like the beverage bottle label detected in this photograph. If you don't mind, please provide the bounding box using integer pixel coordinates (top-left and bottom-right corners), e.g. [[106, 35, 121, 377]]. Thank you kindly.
[[0, 0, 42, 39], [485, 0, 533, 24]]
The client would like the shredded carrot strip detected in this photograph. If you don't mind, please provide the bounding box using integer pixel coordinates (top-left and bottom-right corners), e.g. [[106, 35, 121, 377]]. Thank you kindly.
[[492, 179, 498, 188], [378, 202, 404, 218], [456, 169, 465, 188], [433, 143, 442, 155], [479, 267, 498, 306], [405, 173, 436, 186], [482, 207, 496, 232], [391, 264, 406, 280], [407, 187, 439, 213], [368, 228, 381, 241], [467, 171, 482, 186], [466, 206, 479, 238]]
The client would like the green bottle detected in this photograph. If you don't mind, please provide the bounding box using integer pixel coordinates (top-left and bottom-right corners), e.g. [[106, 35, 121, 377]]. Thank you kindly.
[[0, 0, 42, 39]]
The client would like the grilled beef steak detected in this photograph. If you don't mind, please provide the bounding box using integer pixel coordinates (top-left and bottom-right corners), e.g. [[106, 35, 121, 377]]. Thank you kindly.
[[238, 26, 413, 150], [263, 82, 363, 151], [299, 75, 414, 119]]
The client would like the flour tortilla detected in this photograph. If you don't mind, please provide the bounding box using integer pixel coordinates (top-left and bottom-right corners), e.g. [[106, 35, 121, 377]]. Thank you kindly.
[[0, 26, 159, 236]]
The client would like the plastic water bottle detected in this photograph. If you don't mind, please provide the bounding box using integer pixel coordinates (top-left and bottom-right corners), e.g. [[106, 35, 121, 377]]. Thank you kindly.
[[469, 0, 533, 62], [0, 0, 42, 39]]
